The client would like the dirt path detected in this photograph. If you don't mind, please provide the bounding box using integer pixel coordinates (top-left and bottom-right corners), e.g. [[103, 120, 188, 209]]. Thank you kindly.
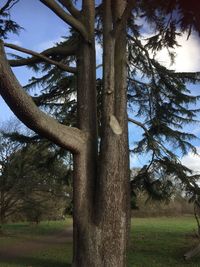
[[0, 226, 73, 260]]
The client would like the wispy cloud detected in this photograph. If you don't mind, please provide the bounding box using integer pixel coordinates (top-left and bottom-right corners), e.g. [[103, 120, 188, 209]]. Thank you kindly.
[[156, 34, 200, 72], [181, 147, 200, 173]]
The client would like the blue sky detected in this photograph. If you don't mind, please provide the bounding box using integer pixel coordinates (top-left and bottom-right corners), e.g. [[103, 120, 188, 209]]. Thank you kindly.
[[1, 0, 200, 170], [0, 0, 68, 121]]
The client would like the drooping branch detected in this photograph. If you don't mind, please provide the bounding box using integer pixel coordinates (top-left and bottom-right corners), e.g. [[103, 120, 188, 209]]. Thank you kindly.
[[0, 41, 85, 153], [57, 0, 80, 18], [40, 0, 89, 41], [5, 42, 77, 73], [128, 117, 176, 159], [128, 117, 149, 135]]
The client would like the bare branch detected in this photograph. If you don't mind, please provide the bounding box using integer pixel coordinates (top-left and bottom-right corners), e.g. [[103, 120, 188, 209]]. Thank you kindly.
[[57, 0, 80, 18], [4, 43, 76, 73], [0, 0, 17, 14], [128, 117, 149, 135], [96, 64, 102, 69], [0, 41, 85, 153], [9, 40, 78, 67], [40, 0, 89, 41], [5, 42, 77, 73]]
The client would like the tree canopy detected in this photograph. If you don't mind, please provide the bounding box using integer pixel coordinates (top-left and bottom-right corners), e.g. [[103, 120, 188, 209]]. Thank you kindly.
[[0, 1, 200, 266], [0, 131, 71, 224]]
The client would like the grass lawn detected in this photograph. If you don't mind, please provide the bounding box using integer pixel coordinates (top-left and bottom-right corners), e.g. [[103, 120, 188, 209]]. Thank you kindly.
[[128, 217, 200, 267], [0, 217, 199, 266], [0, 219, 73, 267]]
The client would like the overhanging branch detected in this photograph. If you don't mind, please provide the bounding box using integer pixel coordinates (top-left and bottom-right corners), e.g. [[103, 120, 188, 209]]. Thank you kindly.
[[40, 0, 89, 41], [57, 0, 80, 18], [9, 39, 78, 67], [128, 117, 149, 135], [0, 41, 85, 153], [128, 117, 176, 158], [5, 42, 77, 73]]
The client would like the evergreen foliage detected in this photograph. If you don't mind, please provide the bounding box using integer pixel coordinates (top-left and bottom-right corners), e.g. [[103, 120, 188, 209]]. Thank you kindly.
[[0, 133, 72, 223], [0, 0, 21, 39], [5, 0, 200, 206]]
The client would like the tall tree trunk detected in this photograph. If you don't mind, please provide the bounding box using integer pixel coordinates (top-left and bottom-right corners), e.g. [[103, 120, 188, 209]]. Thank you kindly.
[[72, 40, 98, 265], [72, 1, 99, 265], [72, 1, 130, 266], [95, 1, 130, 266]]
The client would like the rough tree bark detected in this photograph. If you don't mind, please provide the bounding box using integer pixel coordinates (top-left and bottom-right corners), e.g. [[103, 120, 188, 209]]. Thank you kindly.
[[0, 1, 134, 266], [96, 1, 130, 265]]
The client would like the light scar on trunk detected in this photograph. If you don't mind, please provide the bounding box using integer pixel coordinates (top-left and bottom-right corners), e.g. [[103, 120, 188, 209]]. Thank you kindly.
[[109, 115, 122, 135]]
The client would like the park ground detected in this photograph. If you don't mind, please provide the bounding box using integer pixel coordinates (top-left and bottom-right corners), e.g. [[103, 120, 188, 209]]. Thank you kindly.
[[0, 217, 200, 267]]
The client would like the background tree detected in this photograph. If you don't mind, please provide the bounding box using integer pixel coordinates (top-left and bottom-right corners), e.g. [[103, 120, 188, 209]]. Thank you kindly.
[[0, 132, 71, 225], [0, 133, 21, 224], [0, 1, 200, 266]]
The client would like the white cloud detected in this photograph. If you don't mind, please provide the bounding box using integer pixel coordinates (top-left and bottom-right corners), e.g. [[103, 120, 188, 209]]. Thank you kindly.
[[181, 147, 200, 173], [155, 34, 200, 72]]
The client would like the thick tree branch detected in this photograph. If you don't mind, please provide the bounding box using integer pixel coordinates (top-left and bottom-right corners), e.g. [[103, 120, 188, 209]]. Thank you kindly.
[[57, 0, 80, 18], [40, 0, 89, 41], [9, 41, 78, 67], [5, 43, 77, 73], [0, 41, 85, 153]]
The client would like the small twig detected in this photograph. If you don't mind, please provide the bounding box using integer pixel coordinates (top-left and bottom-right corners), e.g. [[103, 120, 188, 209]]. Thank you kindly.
[[96, 64, 102, 69], [128, 117, 149, 136]]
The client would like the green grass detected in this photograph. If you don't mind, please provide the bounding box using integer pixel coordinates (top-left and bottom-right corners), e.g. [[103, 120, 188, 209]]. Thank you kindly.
[[0, 249, 72, 267], [2, 219, 72, 237], [0, 217, 200, 266], [0, 219, 72, 267], [128, 217, 200, 267]]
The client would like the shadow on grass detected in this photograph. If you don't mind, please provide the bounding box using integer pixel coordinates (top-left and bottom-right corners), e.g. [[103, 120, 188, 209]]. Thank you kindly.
[[0, 255, 71, 267]]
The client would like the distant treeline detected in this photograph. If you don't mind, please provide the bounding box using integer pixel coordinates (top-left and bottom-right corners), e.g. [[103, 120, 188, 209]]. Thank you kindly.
[[132, 194, 193, 217]]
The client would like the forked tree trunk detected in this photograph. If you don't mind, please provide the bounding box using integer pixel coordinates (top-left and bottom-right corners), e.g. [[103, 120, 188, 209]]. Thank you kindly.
[[0, 0, 131, 266], [96, 1, 130, 265], [72, 1, 130, 266]]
